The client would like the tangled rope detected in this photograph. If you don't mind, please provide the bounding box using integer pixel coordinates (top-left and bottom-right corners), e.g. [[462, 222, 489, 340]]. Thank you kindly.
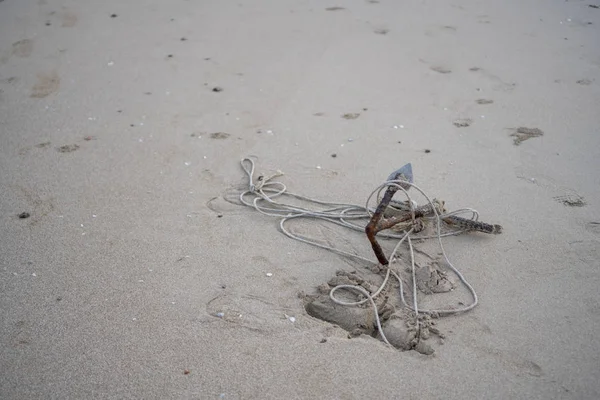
[[239, 157, 479, 346]]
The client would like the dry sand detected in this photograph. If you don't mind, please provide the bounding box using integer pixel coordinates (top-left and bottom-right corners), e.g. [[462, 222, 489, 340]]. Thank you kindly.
[[1, 0, 600, 398]]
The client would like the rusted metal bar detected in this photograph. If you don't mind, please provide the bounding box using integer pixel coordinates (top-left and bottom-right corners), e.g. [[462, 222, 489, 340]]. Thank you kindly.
[[366, 164, 416, 265], [366, 186, 399, 265]]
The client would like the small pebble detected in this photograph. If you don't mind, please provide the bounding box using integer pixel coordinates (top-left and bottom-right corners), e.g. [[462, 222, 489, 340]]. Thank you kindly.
[[331, 153, 337, 158], [18, 212, 30, 219], [266, 273, 273, 277], [424, 149, 431, 153], [216, 312, 225, 318], [212, 86, 223, 92]]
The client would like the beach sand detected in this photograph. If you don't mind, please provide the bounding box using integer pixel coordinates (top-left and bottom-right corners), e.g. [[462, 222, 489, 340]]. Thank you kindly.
[[1, 0, 599, 398]]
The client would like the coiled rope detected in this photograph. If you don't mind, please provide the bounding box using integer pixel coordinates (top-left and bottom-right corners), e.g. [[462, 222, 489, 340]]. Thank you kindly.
[[239, 157, 479, 346]]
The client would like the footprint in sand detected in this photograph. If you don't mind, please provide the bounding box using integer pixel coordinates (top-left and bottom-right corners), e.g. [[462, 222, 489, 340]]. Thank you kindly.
[[12, 39, 34, 58], [31, 71, 60, 98], [61, 10, 78, 27]]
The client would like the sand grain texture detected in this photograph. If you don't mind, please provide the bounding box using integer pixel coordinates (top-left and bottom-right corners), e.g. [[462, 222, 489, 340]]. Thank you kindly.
[[1, 0, 599, 399]]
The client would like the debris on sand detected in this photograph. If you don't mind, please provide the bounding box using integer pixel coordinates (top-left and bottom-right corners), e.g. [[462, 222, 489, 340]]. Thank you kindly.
[[210, 132, 230, 139], [57, 144, 80, 153], [374, 28, 389, 35], [509, 127, 543, 145], [453, 118, 472, 128], [238, 157, 502, 355], [430, 66, 451, 74], [553, 194, 586, 207]]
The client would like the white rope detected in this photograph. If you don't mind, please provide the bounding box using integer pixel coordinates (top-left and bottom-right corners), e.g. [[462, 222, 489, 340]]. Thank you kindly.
[[237, 158, 480, 344]]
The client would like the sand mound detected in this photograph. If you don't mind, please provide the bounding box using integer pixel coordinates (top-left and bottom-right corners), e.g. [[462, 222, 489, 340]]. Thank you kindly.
[[303, 268, 445, 355]]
